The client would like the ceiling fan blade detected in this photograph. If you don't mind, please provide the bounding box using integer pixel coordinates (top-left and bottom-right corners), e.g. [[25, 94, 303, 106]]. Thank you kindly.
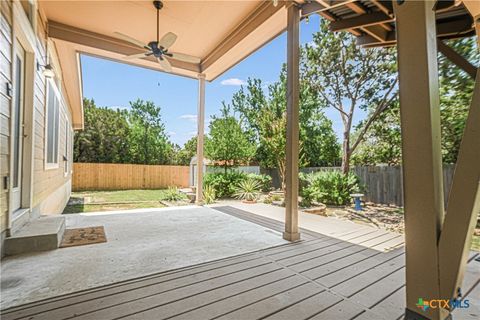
[[124, 52, 150, 60], [157, 57, 172, 72], [158, 32, 177, 49], [114, 32, 148, 49], [168, 52, 201, 64]]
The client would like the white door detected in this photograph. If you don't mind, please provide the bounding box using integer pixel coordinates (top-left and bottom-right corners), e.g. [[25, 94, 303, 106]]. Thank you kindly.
[[11, 40, 26, 213]]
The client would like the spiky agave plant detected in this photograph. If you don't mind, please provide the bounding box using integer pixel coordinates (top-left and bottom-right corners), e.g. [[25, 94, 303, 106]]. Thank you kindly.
[[233, 179, 262, 202], [203, 185, 216, 204]]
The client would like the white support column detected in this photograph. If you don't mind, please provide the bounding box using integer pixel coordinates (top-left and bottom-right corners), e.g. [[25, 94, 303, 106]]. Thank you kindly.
[[393, 1, 447, 319], [195, 73, 206, 205], [283, 3, 300, 242]]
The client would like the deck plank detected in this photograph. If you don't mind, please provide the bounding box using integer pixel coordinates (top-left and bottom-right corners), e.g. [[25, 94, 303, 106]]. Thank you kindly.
[[122, 268, 295, 320], [332, 254, 405, 298], [68, 263, 283, 320], [309, 300, 365, 320], [349, 267, 405, 308], [315, 249, 404, 288], [262, 290, 341, 320], [369, 286, 406, 320], [300, 247, 385, 281], [215, 282, 323, 320], [167, 275, 310, 320]]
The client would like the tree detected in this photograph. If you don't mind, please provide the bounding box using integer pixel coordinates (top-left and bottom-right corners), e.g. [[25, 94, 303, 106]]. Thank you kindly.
[[175, 136, 198, 166], [438, 37, 479, 163], [205, 104, 256, 172], [232, 68, 340, 189], [233, 73, 340, 169], [351, 37, 478, 165], [305, 20, 397, 174], [351, 102, 402, 165], [128, 99, 172, 165], [74, 98, 131, 163]]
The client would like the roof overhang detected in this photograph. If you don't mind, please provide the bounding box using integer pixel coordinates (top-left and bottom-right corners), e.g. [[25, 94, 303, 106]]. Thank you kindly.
[[38, 0, 477, 131], [38, 0, 296, 130], [301, 0, 475, 48]]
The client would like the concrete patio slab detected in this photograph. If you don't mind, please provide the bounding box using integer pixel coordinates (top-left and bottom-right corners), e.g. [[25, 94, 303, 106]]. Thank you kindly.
[[0, 206, 287, 309]]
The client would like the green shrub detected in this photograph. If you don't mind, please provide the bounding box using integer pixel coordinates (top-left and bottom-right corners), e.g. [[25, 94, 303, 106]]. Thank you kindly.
[[299, 171, 361, 206], [234, 179, 262, 201], [246, 173, 272, 192], [159, 187, 187, 201], [204, 171, 272, 198], [203, 185, 216, 204], [203, 171, 247, 198]]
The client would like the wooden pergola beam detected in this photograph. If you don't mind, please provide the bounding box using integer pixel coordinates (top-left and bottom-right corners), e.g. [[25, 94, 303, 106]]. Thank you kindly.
[[47, 21, 200, 74], [360, 24, 389, 42], [355, 15, 473, 46], [370, 0, 393, 15], [329, 11, 394, 32], [356, 31, 395, 46], [303, 1, 362, 35], [437, 15, 474, 37], [437, 40, 478, 79]]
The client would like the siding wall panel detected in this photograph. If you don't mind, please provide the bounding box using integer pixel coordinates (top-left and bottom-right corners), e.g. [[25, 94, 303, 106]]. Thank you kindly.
[[0, 2, 12, 241]]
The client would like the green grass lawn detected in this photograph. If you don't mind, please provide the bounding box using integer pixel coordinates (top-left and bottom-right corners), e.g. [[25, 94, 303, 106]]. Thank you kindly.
[[71, 189, 172, 203], [63, 189, 175, 214]]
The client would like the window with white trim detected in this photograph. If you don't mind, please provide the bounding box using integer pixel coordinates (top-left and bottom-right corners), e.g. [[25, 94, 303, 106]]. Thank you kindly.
[[46, 80, 60, 166]]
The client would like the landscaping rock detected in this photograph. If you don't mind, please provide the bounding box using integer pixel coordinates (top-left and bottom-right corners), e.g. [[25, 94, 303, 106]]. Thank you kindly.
[[303, 204, 327, 216]]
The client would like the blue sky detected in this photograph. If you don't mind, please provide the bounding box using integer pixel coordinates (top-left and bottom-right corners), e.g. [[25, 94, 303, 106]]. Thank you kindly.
[[81, 15, 365, 146]]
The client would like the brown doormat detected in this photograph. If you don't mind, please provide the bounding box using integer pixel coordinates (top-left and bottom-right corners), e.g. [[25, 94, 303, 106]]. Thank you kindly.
[[60, 226, 107, 248]]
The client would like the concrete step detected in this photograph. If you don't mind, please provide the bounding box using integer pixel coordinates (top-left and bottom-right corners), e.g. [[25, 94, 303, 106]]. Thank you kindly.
[[4, 216, 66, 256], [179, 188, 196, 203]]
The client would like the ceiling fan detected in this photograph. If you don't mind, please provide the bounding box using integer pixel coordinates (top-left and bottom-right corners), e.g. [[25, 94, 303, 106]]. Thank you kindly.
[[114, 0, 200, 72]]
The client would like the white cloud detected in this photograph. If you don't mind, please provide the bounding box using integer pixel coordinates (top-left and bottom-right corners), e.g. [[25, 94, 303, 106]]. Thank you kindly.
[[108, 105, 129, 110], [179, 114, 197, 122], [220, 78, 246, 86], [168, 131, 177, 136]]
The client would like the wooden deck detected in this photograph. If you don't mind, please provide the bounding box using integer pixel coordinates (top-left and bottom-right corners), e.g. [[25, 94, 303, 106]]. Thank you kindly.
[[1, 206, 479, 320]]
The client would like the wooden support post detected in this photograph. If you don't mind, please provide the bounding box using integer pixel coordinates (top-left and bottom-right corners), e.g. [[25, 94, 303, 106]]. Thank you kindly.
[[393, 1, 448, 319], [283, 3, 300, 242], [195, 73, 206, 205], [438, 66, 480, 304]]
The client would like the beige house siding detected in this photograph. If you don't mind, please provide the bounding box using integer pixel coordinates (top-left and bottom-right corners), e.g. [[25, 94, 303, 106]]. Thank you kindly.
[[31, 13, 73, 216], [0, 0, 75, 255], [0, 0, 13, 252]]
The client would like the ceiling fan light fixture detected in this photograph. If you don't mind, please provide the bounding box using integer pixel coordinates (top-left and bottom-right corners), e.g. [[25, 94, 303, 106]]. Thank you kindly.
[[116, 0, 200, 72]]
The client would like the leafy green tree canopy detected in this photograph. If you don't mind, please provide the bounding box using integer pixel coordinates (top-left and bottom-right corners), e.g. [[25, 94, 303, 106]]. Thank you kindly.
[[205, 104, 256, 172]]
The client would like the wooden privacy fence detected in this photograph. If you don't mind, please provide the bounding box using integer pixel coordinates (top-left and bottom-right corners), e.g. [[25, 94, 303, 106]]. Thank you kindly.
[[263, 165, 455, 207], [72, 163, 190, 191]]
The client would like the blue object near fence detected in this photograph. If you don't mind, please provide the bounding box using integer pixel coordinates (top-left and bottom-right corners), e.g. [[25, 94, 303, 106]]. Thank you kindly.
[[351, 193, 364, 211]]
